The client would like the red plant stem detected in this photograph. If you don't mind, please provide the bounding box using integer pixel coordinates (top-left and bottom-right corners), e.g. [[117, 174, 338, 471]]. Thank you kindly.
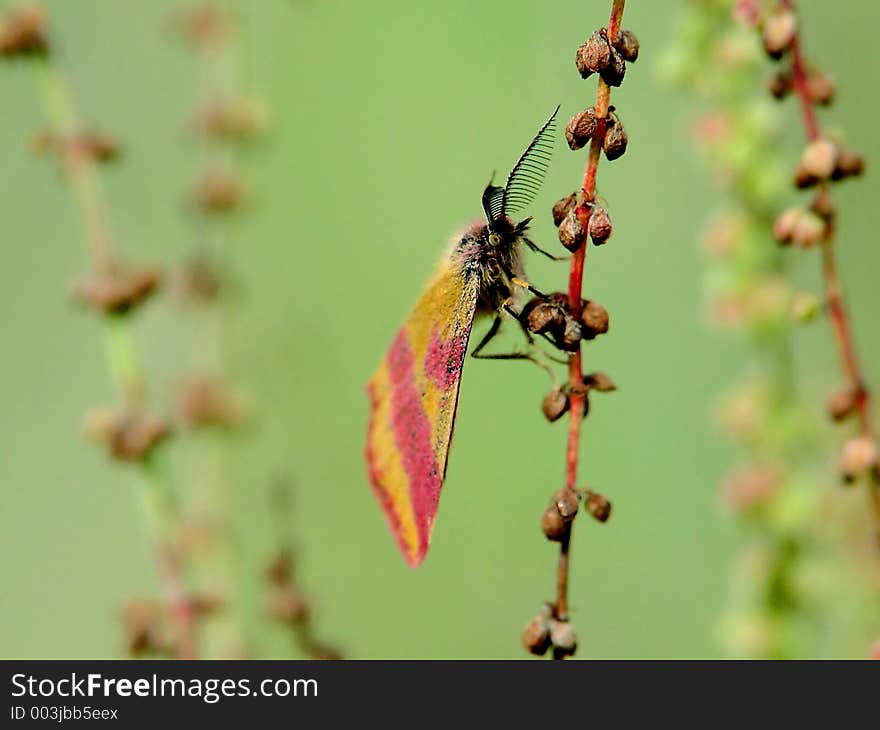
[[785, 1, 874, 441], [556, 0, 626, 623]]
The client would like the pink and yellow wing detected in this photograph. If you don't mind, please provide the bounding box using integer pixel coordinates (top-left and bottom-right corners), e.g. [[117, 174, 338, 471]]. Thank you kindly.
[[365, 264, 479, 567]]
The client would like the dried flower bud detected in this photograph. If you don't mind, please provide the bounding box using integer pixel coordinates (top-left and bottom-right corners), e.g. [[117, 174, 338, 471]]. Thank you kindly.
[[583, 489, 612, 522], [558, 207, 586, 252], [553, 487, 580, 522], [600, 48, 627, 87], [613, 29, 639, 63], [809, 189, 835, 221], [805, 70, 835, 106], [176, 376, 245, 429], [800, 138, 838, 180], [522, 612, 552, 656], [588, 205, 613, 245], [603, 116, 628, 161], [793, 164, 820, 189], [522, 297, 566, 335], [552, 193, 577, 227], [540, 503, 567, 541], [192, 168, 246, 214], [541, 388, 569, 423], [580, 301, 609, 339], [827, 387, 857, 423], [772, 207, 801, 245], [791, 210, 825, 248], [557, 315, 583, 352], [832, 149, 865, 180], [767, 68, 793, 99], [565, 108, 597, 151], [762, 9, 797, 59], [584, 371, 616, 392], [789, 292, 819, 322], [549, 620, 577, 658], [71, 264, 162, 316], [268, 586, 309, 625], [0, 6, 49, 58], [839, 436, 878, 483], [83, 408, 171, 462], [575, 30, 611, 79]]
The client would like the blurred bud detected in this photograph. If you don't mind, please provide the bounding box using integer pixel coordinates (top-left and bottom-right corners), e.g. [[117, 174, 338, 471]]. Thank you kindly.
[[613, 29, 639, 62], [805, 70, 835, 106], [789, 292, 819, 322], [809, 189, 835, 221], [565, 108, 597, 150], [720, 468, 781, 513], [549, 619, 577, 658], [558, 207, 586, 252], [553, 487, 579, 522], [827, 387, 857, 423], [552, 193, 577, 227], [541, 388, 569, 423], [540, 504, 567, 541], [83, 408, 171, 462], [800, 138, 838, 180], [603, 114, 628, 161], [583, 489, 612, 522], [767, 68, 793, 99], [839, 436, 878, 484], [268, 586, 309, 625], [762, 9, 797, 59], [0, 5, 48, 58], [266, 549, 294, 587], [120, 598, 164, 657], [192, 168, 246, 214], [522, 612, 552, 656], [793, 164, 820, 189], [575, 30, 611, 79], [176, 3, 230, 48], [588, 205, 613, 245], [175, 254, 221, 302], [791, 210, 825, 249], [71, 264, 162, 316], [193, 96, 269, 141], [583, 371, 616, 392], [600, 48, 626, 87], [580, 300, 609, 339], [871, 640, 880, 660], [831, 149, 865, 180], [772, 207, 802, 245], [176, 376, 245, 429]]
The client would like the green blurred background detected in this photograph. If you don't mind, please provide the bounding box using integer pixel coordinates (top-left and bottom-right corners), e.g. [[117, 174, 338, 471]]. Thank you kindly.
[[1, 0, 878, 658]]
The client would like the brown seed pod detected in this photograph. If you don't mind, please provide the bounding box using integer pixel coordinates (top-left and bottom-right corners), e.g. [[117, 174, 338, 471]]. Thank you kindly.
[[762, 9, 797, 59], [839, 436, 878, 484], [772, 207, 801, 244], [580, 301, 609, 339], [0, 6, 49, 58], [613, 29, 639, 63], [541, 388, 570, 423], [767, 68, 793, 99], [575, 30, 611, 79], [831, 149, 865, 180], [558, 207, 586, 252], [522, 297, 566, 336], [557, 315, 583, 352], [583, 371, 616, 392], [552, 193, 577, 227], [553, 487, 580, 522], [600, 48, 626, 87], [71, 264, 162, 316], [827, 387, 857, 423], [793, 163, 820, 189], [83, 408, 171, 462], [588, 205, 613, 245], [805, 70, 835, 106], [549, 620, 577, 658], [540, 504, 567, 542], [522, 612, 552, 656], [800, 138, 838, 180], [565, 108, 597, 151], [603, 114, 628, 161], [583, 489, 612, 523]]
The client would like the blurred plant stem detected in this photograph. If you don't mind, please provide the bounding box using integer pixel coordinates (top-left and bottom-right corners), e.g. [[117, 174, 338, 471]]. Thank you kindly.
[[33, 60, 197, 658]]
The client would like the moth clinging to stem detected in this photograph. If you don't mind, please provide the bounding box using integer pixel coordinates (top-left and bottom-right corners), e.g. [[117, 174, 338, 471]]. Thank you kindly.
[[366, 106, 561, 566]]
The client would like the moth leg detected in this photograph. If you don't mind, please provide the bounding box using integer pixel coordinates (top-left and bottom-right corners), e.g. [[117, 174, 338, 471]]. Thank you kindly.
[[510, 277, 546, 298], [472, 311, 559, 387], [523, 236, 569, 262]]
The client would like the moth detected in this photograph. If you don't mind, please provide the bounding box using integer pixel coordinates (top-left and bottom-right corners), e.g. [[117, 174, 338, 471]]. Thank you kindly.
[[365, 107, 560, 567]]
